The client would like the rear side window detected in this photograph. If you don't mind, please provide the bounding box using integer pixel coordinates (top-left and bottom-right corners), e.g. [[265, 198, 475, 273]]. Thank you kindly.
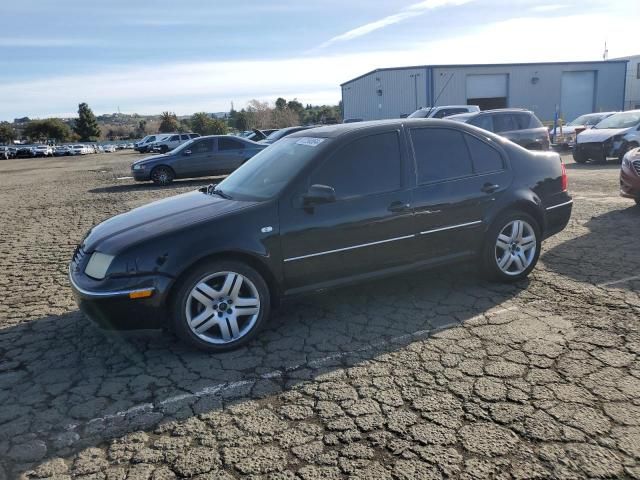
[[310, 132, 401, 199], [180, 134, 190, 140], [434, 108, 469, 118], [493, 114, 519, 132], [170, 135, 179, 141], [410, 128, 473, 184], [464, 135, 504, 173], [218, 138, 245, 150]]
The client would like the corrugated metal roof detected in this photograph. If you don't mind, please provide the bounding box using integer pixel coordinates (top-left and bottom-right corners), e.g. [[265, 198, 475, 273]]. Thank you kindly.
[[340, 60, 629, 86]]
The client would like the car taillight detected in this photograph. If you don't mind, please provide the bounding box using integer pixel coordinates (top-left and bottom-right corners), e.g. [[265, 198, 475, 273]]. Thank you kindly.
[[561, 161, 568, 191]]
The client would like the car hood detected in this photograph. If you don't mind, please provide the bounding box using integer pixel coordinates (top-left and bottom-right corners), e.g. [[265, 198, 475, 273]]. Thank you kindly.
[[132, 153, 170, 166], [82, 190, 258, 253], [577, 127, 631, 143]]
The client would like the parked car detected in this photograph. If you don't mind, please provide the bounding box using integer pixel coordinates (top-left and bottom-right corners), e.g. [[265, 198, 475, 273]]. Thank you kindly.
[[71, 144, 87, 155], [32, 145, 53, 157], [151, 133, 200, 153], [15, 146, 35, 158], [343, 118, 363, 123], [259, 126, 315, 145], [620, 147, 640, 206], [135, 135, 167, 153], [7, 146, 17, 158], [408, 105, 480, 119], [102, 145, 116, 153], [0, 146, 9, 160], [131, 135, 266, 185], [573, 110, 640, 163], [69, 119, 571, 352], [551, 112, 617, 148], [448, 109, 550, 150], [54, 145, 72, 156], [242, 129, 276, 142]]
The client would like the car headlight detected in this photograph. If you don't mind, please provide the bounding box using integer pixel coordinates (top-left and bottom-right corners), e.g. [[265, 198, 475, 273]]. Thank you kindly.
[[85, 252, 115, 280], [132, 164, 145, 170]]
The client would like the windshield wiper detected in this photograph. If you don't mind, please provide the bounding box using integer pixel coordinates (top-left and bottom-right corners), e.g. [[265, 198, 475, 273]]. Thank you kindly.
[[201, 184, 232, 199]]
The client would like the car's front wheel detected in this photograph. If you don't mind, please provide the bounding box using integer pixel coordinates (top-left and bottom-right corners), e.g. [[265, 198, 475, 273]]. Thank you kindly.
[[171, 260, 271, 352], [483, 211, 541, 282], [151, 166, 174, 186]]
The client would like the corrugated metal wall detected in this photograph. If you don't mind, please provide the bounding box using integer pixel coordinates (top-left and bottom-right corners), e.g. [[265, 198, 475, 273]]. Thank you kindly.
[[343, 62, 627, 122], [342, 67, 428, 121]]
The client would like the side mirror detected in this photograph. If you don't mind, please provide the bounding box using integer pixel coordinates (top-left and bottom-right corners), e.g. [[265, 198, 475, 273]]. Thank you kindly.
[[302, 184, 336, 206], [184, 150, 192, 156]]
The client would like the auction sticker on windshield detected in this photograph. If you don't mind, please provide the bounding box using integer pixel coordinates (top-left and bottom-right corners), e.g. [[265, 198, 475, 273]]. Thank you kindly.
[[295, 137, 325, 147]]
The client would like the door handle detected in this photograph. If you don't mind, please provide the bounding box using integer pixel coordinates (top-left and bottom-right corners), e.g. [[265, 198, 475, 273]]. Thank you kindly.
[[388, 201, 411, 213], [481, 183, 500, 194]]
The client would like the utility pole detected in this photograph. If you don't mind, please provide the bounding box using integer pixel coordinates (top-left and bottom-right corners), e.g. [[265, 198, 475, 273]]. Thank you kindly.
[[409, 73, 420, 110], [603, 41, 608, 60]]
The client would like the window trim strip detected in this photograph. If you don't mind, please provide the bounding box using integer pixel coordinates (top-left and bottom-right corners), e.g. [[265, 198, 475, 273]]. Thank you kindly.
[[545, 199, 573, 211]]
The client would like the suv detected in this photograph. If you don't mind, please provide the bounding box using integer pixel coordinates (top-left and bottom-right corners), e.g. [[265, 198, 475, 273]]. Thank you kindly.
[[408, 105, 480, 119], [135, 134, 169, 153], [448, 109, 550, 150], [152, 133, 200, 153], [69, 119, 572, 352]]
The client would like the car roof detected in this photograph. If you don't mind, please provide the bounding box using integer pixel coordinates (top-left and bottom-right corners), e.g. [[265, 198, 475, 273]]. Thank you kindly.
[[287, 118, 494, 139]]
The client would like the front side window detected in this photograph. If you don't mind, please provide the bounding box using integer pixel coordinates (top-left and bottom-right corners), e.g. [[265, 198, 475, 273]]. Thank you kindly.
[[218, 138, 245, 151], [191, 138, 214, 154], [469, 114, 494, 132], [410, 128, 473, 184], [170, 135, 179, 141], [310, 132, 401, 200]]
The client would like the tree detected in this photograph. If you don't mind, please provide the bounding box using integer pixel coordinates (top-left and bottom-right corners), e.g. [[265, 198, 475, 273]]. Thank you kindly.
[[159, 111, 179, 133], [190, 112, 228, 135], [275, 97, 287, 111], [234, 111, 249, 131], [24, 119, 73, 143], [0, 122, 16, 144], [135, 120, 148, 138], [73, 102, 101, 141]]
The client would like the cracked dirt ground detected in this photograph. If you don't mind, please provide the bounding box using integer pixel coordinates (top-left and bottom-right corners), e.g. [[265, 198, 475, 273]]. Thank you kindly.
[[0, 151, 639, 479]]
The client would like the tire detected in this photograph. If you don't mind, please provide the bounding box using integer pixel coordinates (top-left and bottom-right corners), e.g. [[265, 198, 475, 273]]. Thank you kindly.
[[171, 260, 271, 352], [572, 150, 587, 164], [619, 143, 639, 163], [151, 166, 174, 186], [482, 211, 541, 282]]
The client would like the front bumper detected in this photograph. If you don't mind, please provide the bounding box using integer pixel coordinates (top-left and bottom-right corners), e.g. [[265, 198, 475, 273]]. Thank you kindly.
[[574, 140, 627, 161], [69, 266, 173, 330], [620, 163, 640, 199], [132, 168, 151, 181]]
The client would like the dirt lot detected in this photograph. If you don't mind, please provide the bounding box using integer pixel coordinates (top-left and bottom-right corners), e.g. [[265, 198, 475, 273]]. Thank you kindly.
[[0, 150, 639, 479]]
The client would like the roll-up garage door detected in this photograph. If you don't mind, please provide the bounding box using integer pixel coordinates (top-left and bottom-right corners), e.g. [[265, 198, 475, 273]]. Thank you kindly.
[[561, 71, 595, 122], [466, 74, 508, 110]]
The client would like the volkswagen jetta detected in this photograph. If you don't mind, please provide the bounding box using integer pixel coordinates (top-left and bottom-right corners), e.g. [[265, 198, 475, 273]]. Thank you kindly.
[[69, 119, 572, 352]]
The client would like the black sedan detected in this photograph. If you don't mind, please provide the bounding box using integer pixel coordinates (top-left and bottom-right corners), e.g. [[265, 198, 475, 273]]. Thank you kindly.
[[131, 135, 266, 185], [69, 119, 572, 352]]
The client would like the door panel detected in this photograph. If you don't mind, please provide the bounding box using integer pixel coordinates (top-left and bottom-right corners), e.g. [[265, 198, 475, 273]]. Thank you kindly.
[[408, 127, 510, 260], [279, 130, 416, 291]]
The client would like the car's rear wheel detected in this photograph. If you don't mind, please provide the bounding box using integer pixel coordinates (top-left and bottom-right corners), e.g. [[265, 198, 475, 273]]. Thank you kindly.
[[171, 260, 270, 352], [483, 211, 541, 282], [572, 150, 587, 164], [151, 166, 174, 186]]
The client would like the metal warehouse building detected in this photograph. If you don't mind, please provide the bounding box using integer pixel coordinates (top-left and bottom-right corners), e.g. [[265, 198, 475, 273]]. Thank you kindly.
[[341, 60, 628, 123]]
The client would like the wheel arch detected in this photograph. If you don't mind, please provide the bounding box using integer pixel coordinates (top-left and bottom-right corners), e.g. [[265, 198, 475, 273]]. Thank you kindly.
[[166, 250, 281, 316], [150, 164, 176, 176], [485, 197, 545, 237]]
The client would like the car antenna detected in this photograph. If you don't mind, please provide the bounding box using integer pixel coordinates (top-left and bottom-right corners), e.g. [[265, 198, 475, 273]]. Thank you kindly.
[[425, 72, 455, 118]]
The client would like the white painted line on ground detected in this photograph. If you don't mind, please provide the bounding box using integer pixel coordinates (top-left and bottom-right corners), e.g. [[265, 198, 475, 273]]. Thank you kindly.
[[116, 176, 133, 180], [598, 275, 640, 287], [72, 305, 518, 434]]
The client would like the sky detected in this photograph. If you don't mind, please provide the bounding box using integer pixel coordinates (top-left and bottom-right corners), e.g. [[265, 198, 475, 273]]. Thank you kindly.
[[0, 0, 637, 121]]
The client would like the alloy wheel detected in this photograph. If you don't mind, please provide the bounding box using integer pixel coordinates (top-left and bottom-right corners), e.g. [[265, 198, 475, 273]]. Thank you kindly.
[[494, 219, 537, 276], [185, 271, 261, 344]]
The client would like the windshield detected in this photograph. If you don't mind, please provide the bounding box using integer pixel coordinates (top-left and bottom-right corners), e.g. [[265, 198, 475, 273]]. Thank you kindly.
[[408, 109, 429, 118], [264, 127, 302, 142], [594, 111, 640, 129], [216, 137, 326, 201]]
